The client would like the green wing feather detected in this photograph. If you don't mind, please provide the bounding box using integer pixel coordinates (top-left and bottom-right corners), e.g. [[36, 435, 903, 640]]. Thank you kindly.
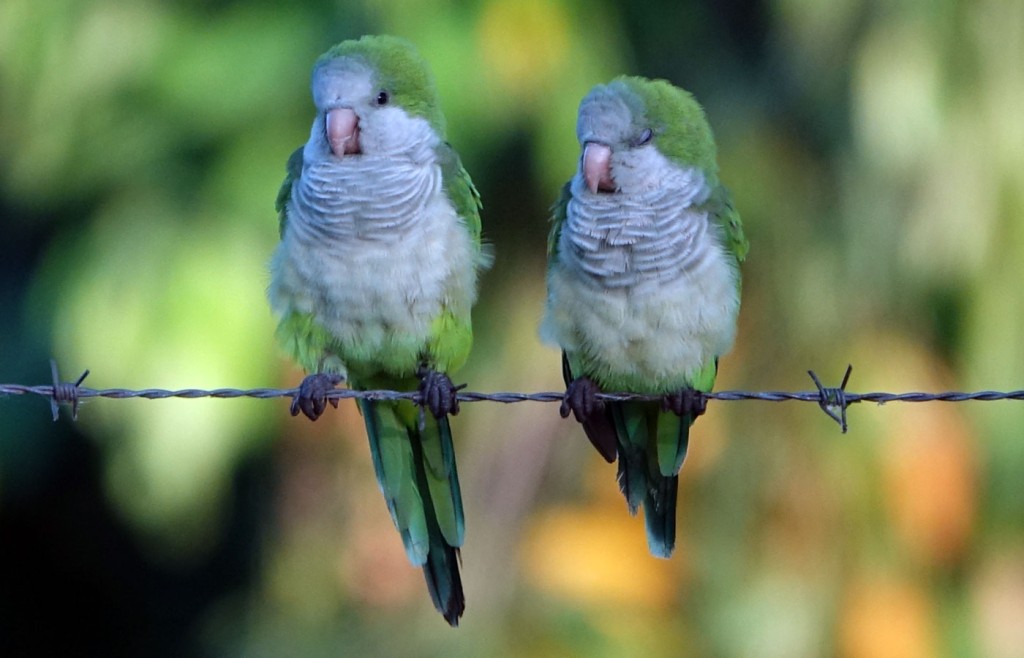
[[424, 142, 490, 376], [436, 142, 488, 263], [546, 182, 572, 261], [705, 181, 748, 266], [276, 146, 303, 237]]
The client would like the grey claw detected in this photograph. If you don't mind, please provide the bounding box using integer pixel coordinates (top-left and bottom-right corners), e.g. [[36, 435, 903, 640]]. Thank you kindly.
[[418, 369, 461, 418], [662, 387, 706, 418], [562, 376, 603, 423], [291, 373, 343, 421]]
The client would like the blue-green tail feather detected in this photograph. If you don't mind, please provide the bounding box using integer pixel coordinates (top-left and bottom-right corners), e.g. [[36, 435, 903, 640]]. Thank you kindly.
[[408, 420, 466, 625], [608, 401, 688, 558], [644, 471, 678, 559], [657, 410, 690, 477], [611, 403, 647, 514], [358, 398, 465, 625]]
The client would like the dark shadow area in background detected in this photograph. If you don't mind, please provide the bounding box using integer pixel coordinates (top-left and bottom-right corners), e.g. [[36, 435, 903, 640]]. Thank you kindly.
[[0, 419, 269, 658]]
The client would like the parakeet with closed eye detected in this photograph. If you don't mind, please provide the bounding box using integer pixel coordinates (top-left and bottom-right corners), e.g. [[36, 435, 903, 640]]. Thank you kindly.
[[268, 35, 490, 625], [541, 76, 747, 558]]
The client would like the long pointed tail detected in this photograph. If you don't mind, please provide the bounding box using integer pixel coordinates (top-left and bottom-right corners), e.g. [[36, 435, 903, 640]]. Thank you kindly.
[[419, 500, 465, 625], [643, 471, 679, 558], [409, 410, 465, 625], [611, 402, 688, 558], [359, 399, 465, 625]]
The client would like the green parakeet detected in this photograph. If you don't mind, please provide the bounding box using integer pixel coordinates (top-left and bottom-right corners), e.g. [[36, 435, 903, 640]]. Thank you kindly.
[[541, 77, 747, 558], [268, 35, 490, 625]]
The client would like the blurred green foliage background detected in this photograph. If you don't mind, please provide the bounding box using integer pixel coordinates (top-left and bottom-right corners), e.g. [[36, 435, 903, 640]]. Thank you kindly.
[[2, 0, 1024, 655]]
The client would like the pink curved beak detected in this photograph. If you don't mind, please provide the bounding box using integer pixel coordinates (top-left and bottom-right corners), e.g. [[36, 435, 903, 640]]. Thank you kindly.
[[326, 107, 361, 157], [582, 142, 615, 193]]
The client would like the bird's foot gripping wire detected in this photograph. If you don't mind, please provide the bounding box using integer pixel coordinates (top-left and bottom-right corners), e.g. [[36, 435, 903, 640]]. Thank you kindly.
[[661, 387, 707, 418], [560, 376, 605, 423], [290, 373, 343, 421], [418, 367, 464, 419]]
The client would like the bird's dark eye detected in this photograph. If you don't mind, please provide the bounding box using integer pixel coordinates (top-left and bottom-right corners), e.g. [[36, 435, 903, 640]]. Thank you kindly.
[[376, 90, 390, 106], [636, 128, 654, 146]]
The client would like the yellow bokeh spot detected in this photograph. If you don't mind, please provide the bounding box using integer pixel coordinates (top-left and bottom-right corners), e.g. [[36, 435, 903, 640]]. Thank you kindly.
[[521, 501, 678, 608], [840, 577, 938, 658], [476, 0, 571, 100]]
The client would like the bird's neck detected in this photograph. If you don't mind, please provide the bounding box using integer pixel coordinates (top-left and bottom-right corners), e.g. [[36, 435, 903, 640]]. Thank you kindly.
[[289, 151, 441, 245]]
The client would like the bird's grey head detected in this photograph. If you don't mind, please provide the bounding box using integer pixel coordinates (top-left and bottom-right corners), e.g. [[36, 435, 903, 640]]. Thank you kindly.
[[575, 81, 660, 194], [576, 81, 646, 149], [306, 56, 434, 162]]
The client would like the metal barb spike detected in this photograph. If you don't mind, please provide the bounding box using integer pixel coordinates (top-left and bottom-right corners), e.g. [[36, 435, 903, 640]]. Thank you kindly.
[[808, 365, 853, 433], [49, 360, 90, 421]]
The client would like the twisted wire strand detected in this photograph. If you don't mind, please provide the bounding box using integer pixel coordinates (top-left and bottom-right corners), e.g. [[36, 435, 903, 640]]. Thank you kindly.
[[2, 362, 1023, 432], [6, 384, 1024, 404]]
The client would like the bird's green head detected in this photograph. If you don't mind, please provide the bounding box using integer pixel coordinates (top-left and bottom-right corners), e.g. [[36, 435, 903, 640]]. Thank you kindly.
[[576, 76, 718, 194], [308, 35, 446, 159]]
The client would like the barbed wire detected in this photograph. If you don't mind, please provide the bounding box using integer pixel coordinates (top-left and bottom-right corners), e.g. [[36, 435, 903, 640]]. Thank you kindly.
[[2, 362, 1024, 433]]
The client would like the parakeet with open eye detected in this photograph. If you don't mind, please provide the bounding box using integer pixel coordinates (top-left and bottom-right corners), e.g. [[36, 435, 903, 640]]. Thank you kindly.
[[541, 76, 747, 558], [268, 35, 490, 625]]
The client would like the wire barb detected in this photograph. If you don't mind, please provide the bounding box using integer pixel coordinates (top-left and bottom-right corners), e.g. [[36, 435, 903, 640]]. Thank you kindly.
[[808, 365, 853, 433], [49, 359, 90, 422]]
